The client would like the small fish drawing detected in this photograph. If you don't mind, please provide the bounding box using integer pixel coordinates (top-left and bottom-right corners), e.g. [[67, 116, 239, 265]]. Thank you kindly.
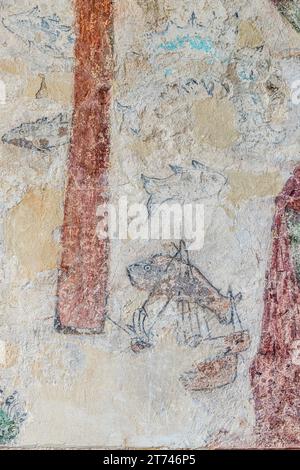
[[2, 6, 75, 58], [142, 160, 227, 215], [0, 390, 26, 445], [2, 113, 71, 152], [127, 241, 239, 325]]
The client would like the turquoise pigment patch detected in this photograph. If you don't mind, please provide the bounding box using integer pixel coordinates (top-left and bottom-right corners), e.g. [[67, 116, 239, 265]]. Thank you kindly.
[[0, 391, 26, 445], [0, 409, 20, 444], [158, 34, 214, 53]]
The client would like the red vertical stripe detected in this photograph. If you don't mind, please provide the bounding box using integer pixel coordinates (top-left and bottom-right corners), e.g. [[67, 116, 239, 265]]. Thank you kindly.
[[56, 0, 113, 332], [250, 167, 300, 446]]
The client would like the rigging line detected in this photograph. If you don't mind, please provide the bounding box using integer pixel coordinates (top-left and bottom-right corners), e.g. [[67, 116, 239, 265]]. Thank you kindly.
[[106, 314, 133, 337], [179, 300, 188, 342], [141, 288, 156, 310], [138, 307, 148, 339], [195, 309, 202, 337], [188, 306, 194, 335], [205, 317, 211, 339], [229, 291, 243, 331], [147, 297, 172, 335]]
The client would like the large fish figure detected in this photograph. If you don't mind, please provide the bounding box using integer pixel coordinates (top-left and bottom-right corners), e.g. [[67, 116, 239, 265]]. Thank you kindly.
[[2, 113, 71, 152], [127, 241, 236, 324], [142, 160, 227, 215], [2, 6, 75, 58], [125, 243, 250, 393]]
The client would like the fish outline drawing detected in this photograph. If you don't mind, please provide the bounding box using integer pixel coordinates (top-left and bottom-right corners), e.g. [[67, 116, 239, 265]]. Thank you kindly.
[[107, 241, 250, 391], [126, 240, 241, 332], [2, 6, 75, 59], [1, 112, 71, 152], [108, 240, 249, 356], [142, 160, 227, 216]]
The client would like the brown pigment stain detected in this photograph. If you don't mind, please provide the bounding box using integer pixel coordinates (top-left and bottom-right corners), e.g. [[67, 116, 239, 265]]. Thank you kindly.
[[0, 58, 27, 75], [193, 97, 239, 150], [25, 73, 74, 104], [5, 188, 63, 281], [226, 171, 283, 207], [56, 0, 113, 332], [237, 21, 264, 49], [2, 343, 19, 369]]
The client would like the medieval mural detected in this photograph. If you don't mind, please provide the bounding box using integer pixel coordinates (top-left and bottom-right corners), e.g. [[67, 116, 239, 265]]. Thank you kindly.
[[1, 0, 300, 449]]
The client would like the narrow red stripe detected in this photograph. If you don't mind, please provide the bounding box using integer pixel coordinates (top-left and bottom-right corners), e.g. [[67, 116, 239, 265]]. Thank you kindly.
[[56, 0, 113, 332]]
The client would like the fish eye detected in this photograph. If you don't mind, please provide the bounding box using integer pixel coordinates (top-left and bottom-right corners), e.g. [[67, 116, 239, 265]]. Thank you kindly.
[[144, 265, 151, 272]]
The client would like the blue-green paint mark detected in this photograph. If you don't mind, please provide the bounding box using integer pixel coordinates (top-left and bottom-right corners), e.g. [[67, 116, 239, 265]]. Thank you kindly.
[[0, 392, 26, 445], [0, 409, 19, 444], [158, 34, 214, 54], [164, 68, 173, 77], [238, 69, 255, 82]]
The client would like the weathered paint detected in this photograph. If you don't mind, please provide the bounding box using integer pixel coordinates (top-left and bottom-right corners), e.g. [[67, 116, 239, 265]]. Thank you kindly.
[[158, 34, 214, 53], [271, 0, 300, 33], [250, 166, 300, 447], [2, 0, 300, 449], [56, 0, 113, 332], [0, 392, 26, 444]]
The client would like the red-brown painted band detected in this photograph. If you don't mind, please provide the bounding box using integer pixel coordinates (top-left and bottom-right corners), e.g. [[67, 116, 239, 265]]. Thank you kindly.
[[250, 166, 300, 447], [56, 0, 113, 332]]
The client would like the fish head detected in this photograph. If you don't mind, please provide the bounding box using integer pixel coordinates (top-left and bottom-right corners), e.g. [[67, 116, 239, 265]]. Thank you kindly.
[[2, 114, 70, 151], [2, 119, 49, 151], [2, 121, 34, 150], [2, 7, 40, 42], [141, 173, 174, 196], [127, 255, 173, 291], [191, 160, 227, 197]]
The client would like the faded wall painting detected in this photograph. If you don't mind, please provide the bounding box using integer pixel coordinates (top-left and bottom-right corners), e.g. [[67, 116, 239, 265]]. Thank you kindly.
[[1, 0, 300, 449]]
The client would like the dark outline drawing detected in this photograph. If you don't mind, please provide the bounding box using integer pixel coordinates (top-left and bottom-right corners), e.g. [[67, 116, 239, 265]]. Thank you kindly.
[[142, 160, 227, 216], [1, 113, 71, 152], [107, 241, 250, 391]]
